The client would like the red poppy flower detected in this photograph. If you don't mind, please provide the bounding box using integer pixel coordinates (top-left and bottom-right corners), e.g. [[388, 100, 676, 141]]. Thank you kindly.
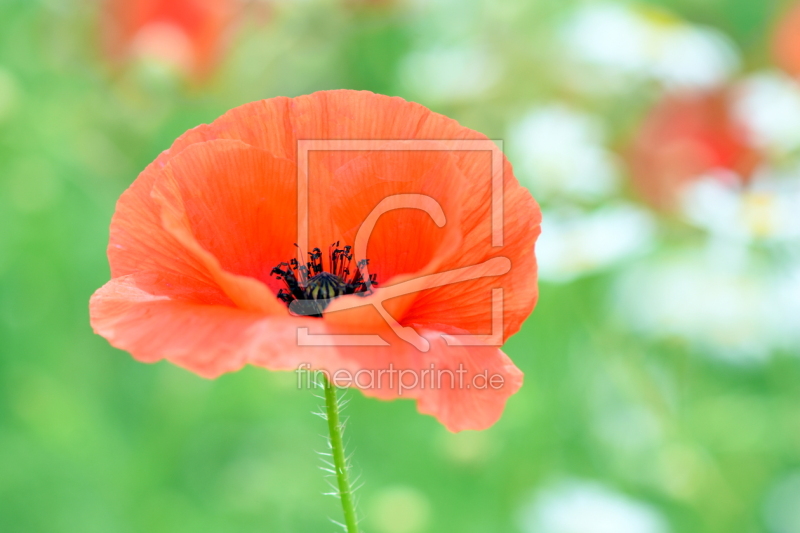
[[628, 89, 761, 209], [773, 2, 800, 77], [90, 90, 541, 432], [103, 0, 238, 78]]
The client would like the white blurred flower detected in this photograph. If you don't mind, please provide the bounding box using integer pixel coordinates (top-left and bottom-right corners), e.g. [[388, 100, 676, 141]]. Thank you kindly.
[[399, 44, 502, 102], [562, 4, 739, 91], [613, 247, 799, 363], [537, 204, 656, 283], [508, 105, 621, 202], [732, 72, 800, 154], [779, 264, 800, 347], [679, 170, 800, 244], [518, 479, 670, 533], [564, 5, 648, 75], [651, 26, 739, 90]]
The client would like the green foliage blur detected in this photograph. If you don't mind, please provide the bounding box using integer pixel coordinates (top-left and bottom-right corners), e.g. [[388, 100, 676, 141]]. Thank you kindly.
[[1, 1, 799, 532]]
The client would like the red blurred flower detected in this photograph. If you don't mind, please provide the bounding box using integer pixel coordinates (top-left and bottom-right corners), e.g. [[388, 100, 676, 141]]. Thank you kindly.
[[628, 89, 761, 209], [103, 0, 239, 78], [773, 2, 800, 77], [90, 90, 541, 432]]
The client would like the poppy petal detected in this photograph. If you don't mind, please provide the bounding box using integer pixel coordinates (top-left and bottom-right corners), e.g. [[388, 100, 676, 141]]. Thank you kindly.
[[90, 272, 325, 378], [400, 161, 541, 342], [328, 147, 466, 282], [320, 330, 523, 432], [107, 124, 221, 279], [150, 139, 304, 313]]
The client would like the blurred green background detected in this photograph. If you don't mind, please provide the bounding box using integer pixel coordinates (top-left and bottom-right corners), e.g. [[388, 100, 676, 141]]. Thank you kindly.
[[2, 0, 800, 532]]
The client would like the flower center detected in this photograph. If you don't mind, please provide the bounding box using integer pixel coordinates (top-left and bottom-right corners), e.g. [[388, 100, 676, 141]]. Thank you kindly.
[[270, 243, 378, 318]]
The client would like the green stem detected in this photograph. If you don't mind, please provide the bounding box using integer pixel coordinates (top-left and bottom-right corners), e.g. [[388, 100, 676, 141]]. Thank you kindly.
[[323, 376, 360, 533]]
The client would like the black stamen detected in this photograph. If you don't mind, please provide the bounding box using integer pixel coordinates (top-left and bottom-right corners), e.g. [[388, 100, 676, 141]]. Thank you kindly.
[[270, 242, 378, 318]]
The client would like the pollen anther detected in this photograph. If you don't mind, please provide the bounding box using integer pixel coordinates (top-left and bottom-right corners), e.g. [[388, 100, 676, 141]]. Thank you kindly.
[[271, 242, 378, 317]]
